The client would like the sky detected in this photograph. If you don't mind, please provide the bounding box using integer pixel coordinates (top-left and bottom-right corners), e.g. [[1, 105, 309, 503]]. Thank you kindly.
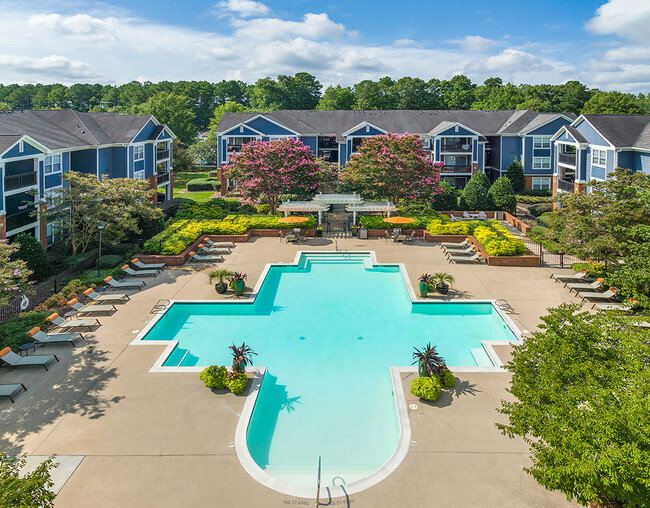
[[0, 0, 649, 92]]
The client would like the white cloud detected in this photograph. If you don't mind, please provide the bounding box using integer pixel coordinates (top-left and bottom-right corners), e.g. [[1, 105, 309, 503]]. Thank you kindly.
[[215, 0, 270, 18], [464, 49, 550, 74], [393, 39, 415, 47], [0, 54, 100, 80], [451, 35, 499, 52], [603, 45, 650, 63], [231, 13, 345, 41], [586, 0, 650, 44], [28, 13, 119, 39]]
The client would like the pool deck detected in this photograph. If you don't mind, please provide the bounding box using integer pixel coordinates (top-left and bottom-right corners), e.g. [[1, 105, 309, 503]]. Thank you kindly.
[[0, 236, 581, 507]]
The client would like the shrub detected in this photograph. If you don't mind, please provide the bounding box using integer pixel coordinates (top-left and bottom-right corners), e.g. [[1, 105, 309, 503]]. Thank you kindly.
[[0, 311, 50, 351], [488, 177, 516, 213], [12, 233, 49, 281], [443, 370, 455, 388], [410, 376, 442, 401], [484, 240, 521, 256], [98, 254, 124, 269], [530, 202, 554, 216], [460, 172, 491, 210], [516, 195, 553, 204], [505, 158, 525, 192], [256, 204, 271, 214], [0, 452, 57, 508], [212, 198, 242, 213], [427, 219, 477, 235], [531, 225, 549, 236], [228, 372, 249, 394], [238, 204, 257, 214], [63, 249, 98, 269], [199, 365, 228, 389], [186, 178, 219, 192], [175, 201, 226, 220], [519, 189, 552, 197], [159, 197, 193, 219], [208, 170, 219, 179], [359, 215, 430, 230], [431, 181, 459, 211]]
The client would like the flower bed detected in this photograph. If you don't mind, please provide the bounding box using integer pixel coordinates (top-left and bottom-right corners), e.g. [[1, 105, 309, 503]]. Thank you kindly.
[[359, 215, 431, 229]]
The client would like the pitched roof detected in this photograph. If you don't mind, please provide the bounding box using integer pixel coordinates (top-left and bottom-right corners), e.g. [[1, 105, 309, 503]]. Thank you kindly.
[[580, 114, 650, 149], [0, 134, 24, 155], [564, 126, 588, 144], [216, 109, 573, 138], [0, 110, 157, 150]]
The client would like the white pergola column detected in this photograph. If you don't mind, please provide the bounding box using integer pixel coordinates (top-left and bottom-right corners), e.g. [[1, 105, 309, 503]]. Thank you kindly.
[[353, 211, 357, 224], [318, 210, 322, 225]]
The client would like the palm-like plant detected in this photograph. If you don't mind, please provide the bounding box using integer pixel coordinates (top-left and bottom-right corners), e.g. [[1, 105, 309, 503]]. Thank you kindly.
[[412, 343, 446, 379], [229, 342, 257, 373], [209, 269, 232, 286], [432, 273, 455, 287]]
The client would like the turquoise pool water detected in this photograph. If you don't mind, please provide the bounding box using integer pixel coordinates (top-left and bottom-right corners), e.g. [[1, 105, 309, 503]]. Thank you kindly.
[[143, 253, 517, 488]]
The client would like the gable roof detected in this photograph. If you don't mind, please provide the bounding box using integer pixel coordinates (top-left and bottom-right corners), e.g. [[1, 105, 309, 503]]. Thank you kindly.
[[580, 114, 650, 149]]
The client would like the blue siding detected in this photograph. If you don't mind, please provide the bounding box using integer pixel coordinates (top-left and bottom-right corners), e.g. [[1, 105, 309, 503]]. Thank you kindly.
[[527, 117, 570, 136], [299, 136, 317, 155], [523, 139, 532, 172], [435, 139, 440, 161], [617, 151, 634, 169], [224, 125, 261, 137], [2, 140, 43, 159], [579, 150, 588, 181], [533, 148, 551, 157], [247, 117, 294, 136], [62, 152, 70, 174], [70, 149, 97, 175], [219, 137, 227, 166], [556, 130, 577, 143], [472, 139, 478, 161], [39, 160, 44, 194], [111, 147, 127, 178], [478, 144, 484, 169], [500, 136, 521, 170], [98, 147, 112, 178], [574, 119, 609, 146], [45, 174, 62, 189], [437, 126, 475, 136], [158, 129, 172, 140], [339, 143, 348, 165], [634, 152, 650, 173], [132, 120, 157, 143], [128, 146, 133, 178], [606, 149, 614, 176], [347, 125, 384, 137], [0, 176, 3, 211], [145, 143, 154, 177]]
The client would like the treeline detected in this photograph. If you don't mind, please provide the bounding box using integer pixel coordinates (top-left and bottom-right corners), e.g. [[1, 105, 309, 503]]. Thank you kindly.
[[1, 73, 648, 144]]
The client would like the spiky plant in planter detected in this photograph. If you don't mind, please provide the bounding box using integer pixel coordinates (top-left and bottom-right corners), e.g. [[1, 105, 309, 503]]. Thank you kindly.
[[418, 273, 432, 298], [209, 269, 233, 294], [412, 342, 446, 379], [229, 342, 256, 375], [230, 272, 247, 296], [432, 272, 455, 295]]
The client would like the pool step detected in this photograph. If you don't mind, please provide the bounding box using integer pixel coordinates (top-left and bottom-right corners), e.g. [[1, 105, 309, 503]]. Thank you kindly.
[[470, 347, 493, 367], [300, 253, 373, 269]]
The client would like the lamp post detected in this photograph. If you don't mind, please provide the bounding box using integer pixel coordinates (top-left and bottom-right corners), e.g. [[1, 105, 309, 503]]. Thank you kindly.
[[97, 222, 105, 276]]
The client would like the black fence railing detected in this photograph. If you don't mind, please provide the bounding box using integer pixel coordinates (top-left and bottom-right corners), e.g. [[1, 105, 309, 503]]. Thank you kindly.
[[557, 179, 575, 193], [440, 144, 472, 153], [156, 149, 170, 160], [558, 153, 576, 166], [5, 172, 37, 191], [157, 172, 170, 185], [441, 165, 472, 173]]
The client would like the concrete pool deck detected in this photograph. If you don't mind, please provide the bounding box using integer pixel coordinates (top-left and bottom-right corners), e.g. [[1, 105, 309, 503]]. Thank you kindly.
[[0, 236, 581, 507]]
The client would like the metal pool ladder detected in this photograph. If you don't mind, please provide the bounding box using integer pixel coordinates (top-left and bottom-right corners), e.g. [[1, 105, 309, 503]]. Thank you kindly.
[[150, 299, 171, 314], [495, 299, 517, 314], [315, 456, 321, 506]]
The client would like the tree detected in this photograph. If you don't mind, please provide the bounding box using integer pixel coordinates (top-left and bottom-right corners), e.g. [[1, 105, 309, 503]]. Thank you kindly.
[[0, 453, 57, 507], [278, 72, 322, 109], [498, 304, 650, 506], [45, 172, 162, 255], [208, 101, 248, 131], [189, 132, 219, 165], [439, 75, 476, 110], [316, 85, 355, 110], [607, 226, 650, 308], [488, 176, 516, 213], [459, 171, 491, 210], [137, 92, 197, 144], [0, 240, 32, 306], [224, 138, 331, 214], [353, 77, 398, 110], [12, 232, 49, 281], [339, 133, 442, 204], [431, 181, 459, 210], [172, 139, 195, 173], [582, 91, 644, 114], [504, 158, 525, 193]]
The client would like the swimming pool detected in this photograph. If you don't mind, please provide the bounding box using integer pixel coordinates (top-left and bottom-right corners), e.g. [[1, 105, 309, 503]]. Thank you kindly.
[[136, 252, 519, 496]]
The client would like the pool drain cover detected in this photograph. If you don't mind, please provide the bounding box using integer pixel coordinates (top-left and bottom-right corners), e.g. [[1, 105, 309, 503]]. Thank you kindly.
[[229, 442, 235, 448], [409, 404, 418, 410], [410, 441, 417, 446]]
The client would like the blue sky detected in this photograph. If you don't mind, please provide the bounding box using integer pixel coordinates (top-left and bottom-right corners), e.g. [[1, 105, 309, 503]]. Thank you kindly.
[[0, 0, 649, 92]]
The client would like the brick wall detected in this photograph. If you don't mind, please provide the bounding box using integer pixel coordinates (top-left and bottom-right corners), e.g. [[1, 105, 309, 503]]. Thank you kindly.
[[169, 170, 174, 200], [504, 212, 531, 234], [0, 213, 5, 241], [38, 203, 47, 248]]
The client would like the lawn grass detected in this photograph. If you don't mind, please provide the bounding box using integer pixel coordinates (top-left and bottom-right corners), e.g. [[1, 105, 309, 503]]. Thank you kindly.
[[173, 171, 209, 191], [174, 191, 216, 203]]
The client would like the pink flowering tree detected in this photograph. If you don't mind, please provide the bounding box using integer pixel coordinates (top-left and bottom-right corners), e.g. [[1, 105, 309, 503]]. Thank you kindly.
[[339, 133, 443, 205], [224, 138, 334, 214], [0, 240, 32, 306]]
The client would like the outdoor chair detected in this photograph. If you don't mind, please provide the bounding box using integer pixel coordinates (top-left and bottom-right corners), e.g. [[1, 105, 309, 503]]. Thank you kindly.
[[440, 239, 469, 248], [0, 347, 59, 371], [205, 240, 235, 248], [46, 313, 99, 332], [0, 383, 27, 403], [551, 269, 588, 282], [67, 298, 117, 316], [444, 246, 474, 258], [577, 287, 619, 302], [122, 265, 158, 278], [462, 211, 474, 220], [477, 211, 487, 219], [104, 276, 145, 290], [593, 302, 633, 312], [403, 231, 416, 242], [188, 251, 223, 262], [26, 327, 84, 347], [565, 277, 604, 293], [449, 214, 461, 222], [198, 243, 230, 254], [448, 253, 482, 264], [131, 258, 165, 271], [83, 288, 129, 303]]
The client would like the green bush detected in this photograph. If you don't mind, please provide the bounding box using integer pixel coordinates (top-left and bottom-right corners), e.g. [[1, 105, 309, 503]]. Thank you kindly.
[[211, 198, 242, 213], [427, 219, 526, 256], [359, 215, 430, 229], [488, 177, 516, 213], [160, 197, 193, 219], [238, 204, 257, 214], [199, 366, 228, 389], [0, 311, 51, 351], [256, 204, 271, 214], [427, 218, 477, 235], [505, 158, 525, 192], [518, 189, 552, 197], [12, 233, 49, 281], [443, 370, 455, 388], [186, 178, 219, 192], [208, 170, 219, 179], [228, 372, 249, 394], [516, 195, 553, 204], [530, 202, 554, 216], [531, 225, 549, 236], [98, 254, 124, 269], [431, 181, 459, 211], [63, 249, 98, 268], [175, 201, 226, 220], [410, 376, 442, 401], [460, 172, 491, 210]]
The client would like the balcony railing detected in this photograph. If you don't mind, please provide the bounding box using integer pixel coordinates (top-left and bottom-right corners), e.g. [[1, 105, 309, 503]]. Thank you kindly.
[[157, 172, 170, 185], [6, 209, 37, 232], [440, 143, 472, 153], [156, 149, 170, 160], [441, 165, 472, 173], [558, 153, 576, 166], [557, 179, 575, 193], [5, 172, 37, 191]]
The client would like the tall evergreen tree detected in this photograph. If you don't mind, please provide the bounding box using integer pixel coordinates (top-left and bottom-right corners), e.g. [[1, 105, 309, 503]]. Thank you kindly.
[[505, 158, 526, 193]]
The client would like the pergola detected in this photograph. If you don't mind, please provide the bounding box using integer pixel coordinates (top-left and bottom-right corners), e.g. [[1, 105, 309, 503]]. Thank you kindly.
[[346, 200, 398, 224], [312, 192, 363, 205], [277, 201, 330, 225]]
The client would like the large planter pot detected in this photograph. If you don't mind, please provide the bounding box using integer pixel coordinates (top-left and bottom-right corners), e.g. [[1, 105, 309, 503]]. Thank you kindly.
[[215, 283, 227, 294], [234, 280, 245, 296], [418, 282, 428, 298], [315, 229, 322, 238], [436, 283, 449, 295]]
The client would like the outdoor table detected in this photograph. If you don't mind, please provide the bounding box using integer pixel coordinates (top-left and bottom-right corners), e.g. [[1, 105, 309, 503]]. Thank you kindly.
[[395, 235, 407, 242], [19, 343, 36, 356]]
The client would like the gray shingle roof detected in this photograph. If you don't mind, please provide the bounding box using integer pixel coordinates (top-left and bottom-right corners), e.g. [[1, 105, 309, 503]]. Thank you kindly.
[[216, 109, 573, 138], [0, 134, 24, 155], [564, 126, 588, 144], [581, 114, 650, 149], [0, 110, 156, 151]]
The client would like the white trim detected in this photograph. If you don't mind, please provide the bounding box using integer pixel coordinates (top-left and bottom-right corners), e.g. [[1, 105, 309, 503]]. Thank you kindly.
[[0, 134, 49, 159], [532, 156, 551, 170], [520, 114, 573, 135], [590, 146, 608, 167], [428, 121, 482, 137], [341, 121, 387, 137], [244, 114, 301, 136], [571, 116, 616, 149], [532, 136, 551, 149], [220, 122, 265, 137]]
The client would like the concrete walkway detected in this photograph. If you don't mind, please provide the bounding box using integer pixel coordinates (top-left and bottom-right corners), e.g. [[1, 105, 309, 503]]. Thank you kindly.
[[0, 236, 581, 507]]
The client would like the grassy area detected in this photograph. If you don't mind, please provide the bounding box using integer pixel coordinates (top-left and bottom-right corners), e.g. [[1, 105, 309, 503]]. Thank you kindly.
[[175, 191, 216, 203], [174, 171, 209, 191]]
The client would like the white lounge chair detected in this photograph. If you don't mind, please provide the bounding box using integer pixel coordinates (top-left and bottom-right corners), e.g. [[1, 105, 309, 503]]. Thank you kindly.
[[26, 327, 84, 346], [205, 240, 235, 248], [551, 269, 588, 282], [445, 246, 474, 258], [122, 265, 158, 277], [577, 287, 619, 302], [83, 288, 129, 303], [449, 214, 461, 222], [188, 251, 223, 262], [0, 383, 27, 403], [440, 239, 469, 248], [477, 211, 487, 219], [104, 276, 145, 290], [67, 298, 116, 316], [198, 243, 230, 254], [593, 302, 632, 312], [0, 347, 59, 371], [46, 313, 99, 332], [449, 253, 482, 264], [565, 278, 604, 293], [131, 258, 165, 270]]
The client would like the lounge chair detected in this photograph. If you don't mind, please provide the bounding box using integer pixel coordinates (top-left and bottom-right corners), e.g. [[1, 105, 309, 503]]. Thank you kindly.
[[577, 287, 619, 302], [131, 258, 165, 271], [440, 239, 470, 248], [551, 269, 588, 282], [122, 265, 158, 278], [104, 276, 145, 290], [476, 211, 487, 219], [445, 247, 474, 259], [67, 298, 116, 316], [565, 278, 604, 293], [198, 243, 230, 254], [0, 347, 59, 371], [0, 383, 27, 402], [449, 214, 461, 222], [444, 244, 473, 253], [188, 251, 223, 262], [205, 240, 235, 248], [26, 327, 84, 346], [83, 288, 129, 303], [403, 230, 416, 242], [593, 302, 631, 312], [46, 313, 99, 332], [448, 253, 482, 264]]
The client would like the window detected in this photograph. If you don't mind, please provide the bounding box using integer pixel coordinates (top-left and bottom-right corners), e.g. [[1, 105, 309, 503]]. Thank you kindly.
[[351, 137, 366, 153], [533, 137, 551, 149], [532, 177, 551, 190], [44, 155, 61, 174], [592, 149, 606, 166], [533, 157, 551, 170], [134, 170, 145, 180], [133, 145, 144, 161]]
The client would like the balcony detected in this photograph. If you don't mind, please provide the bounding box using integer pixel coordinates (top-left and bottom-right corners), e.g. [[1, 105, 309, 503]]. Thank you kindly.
[[5, 172, 37, 191], [441, 165, 472, 173], [157, 172, 170, 185], [6, 209, 37, 232], [440, 143, 472, 153], [558, 153, 576, 166], [557, 179, 575, 193], [156, 149, 170, 161]]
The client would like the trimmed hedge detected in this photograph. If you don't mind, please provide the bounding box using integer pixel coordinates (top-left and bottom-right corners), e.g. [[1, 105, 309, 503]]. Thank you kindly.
[[175, 201, 226, 220], [426, 219, 527, 256], [530, 202, 554, 216], [186, 178, 220, 192], [359, 215, 431, 230], [516, 195, 553, 204]]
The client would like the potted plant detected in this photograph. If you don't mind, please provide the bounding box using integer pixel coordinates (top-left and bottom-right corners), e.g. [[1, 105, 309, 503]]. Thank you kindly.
[[418, 273, 432, 298], [230, 272, 247, 297], [229, 342, 257, 372], [432, 272, 455, 295], [209, 269, 232, 294], [412, 343, 446, 380], [315, 226, 323, 238]]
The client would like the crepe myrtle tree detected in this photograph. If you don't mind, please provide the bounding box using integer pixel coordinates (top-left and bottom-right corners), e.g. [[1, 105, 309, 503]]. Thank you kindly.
[[224, 137, 335, 214], [339, 133, 443, 205], [0, 239, 32, 306]]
